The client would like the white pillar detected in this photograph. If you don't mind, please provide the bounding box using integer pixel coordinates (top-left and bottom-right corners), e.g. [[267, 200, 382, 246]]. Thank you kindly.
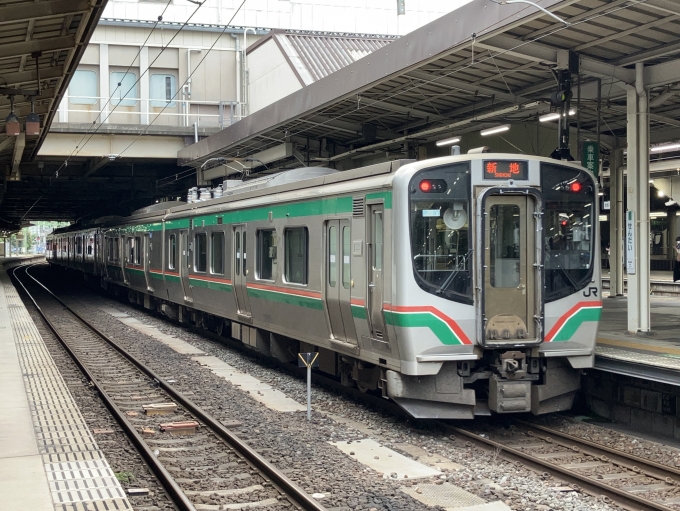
[[614, 148, 625, 296], [99, 44, 109, 124], [609, 148, 622, 296], [626, 85, 639, 333], [637, 63, 650, 332], [140, 46, 149, 125]]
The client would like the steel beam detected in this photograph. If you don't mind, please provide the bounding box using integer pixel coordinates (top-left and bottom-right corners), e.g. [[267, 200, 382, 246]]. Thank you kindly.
[[0, 66, 64, 87], [0, 0, 90, 25], [0, 36, 75, 60]]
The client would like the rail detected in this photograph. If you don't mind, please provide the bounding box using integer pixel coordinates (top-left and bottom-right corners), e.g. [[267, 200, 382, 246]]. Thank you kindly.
[[12, 262, 327, 511]]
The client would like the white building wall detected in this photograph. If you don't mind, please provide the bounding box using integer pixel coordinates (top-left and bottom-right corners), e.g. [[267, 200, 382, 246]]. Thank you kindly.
[[103, 0, 471, 36], [247, 39, 303, 114]]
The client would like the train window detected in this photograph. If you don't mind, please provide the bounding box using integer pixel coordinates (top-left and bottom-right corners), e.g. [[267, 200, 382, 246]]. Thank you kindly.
[[257, 229, 275, 280], [195, 233, 207, 272], [168, 235, 176, 270], [409, 163, 472, 304], [235, 233, 240, 276], [211, 232, 225, 275], [329, 226, 337, 287], [110, 72, 138, 106], [489, 204, 521, 288], [342, 226, 351, 289], [284, 228, 308, 285], [134, 236, 141, 265], [541, 163, 595, 301], [372, 212, 383, 271]]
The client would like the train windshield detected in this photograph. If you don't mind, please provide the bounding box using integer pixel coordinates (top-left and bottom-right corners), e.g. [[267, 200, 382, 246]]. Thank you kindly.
[[409, 164, 472, 304], [541, 163, 596, 301]]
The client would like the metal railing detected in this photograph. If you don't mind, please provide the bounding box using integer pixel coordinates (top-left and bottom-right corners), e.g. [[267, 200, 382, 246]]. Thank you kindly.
[[59, 95, 241, 128]]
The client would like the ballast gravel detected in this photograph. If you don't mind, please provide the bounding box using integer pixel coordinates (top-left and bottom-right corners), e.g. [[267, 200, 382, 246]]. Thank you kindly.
[[41, 267, 631, 511]]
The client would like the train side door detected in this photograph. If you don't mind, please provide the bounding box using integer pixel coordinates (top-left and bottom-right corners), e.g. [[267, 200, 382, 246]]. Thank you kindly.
[[179, 230, 193, 302], [325, 220, 356, 343], [120, 236, 129, 284], [232, 226, 251, 318], [143, 233, 153, 292], [483, 195, 535, 343], [367, 204, 388, 341]]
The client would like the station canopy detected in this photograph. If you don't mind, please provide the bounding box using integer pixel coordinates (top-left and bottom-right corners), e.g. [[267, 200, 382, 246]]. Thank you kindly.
[[179, 0, 680, 173], [0, 0, 107, 230]]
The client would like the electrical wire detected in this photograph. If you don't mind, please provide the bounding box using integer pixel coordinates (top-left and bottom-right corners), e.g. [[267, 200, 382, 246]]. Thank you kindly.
[[115, 0, 249, 160], [204, 0, 651, 164], [53, 0, 206, 177]]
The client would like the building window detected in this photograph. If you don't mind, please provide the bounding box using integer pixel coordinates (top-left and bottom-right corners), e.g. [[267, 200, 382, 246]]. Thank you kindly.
[[150, 74, 177, 107], [284, 228, 308, 285], [168, 234, 176, 270], [69, 70, 98, 105], [195, 233, 207, 272], [211, 232, 224, 275], [110, 71, 138, 106], [257, 229, 275, 280]]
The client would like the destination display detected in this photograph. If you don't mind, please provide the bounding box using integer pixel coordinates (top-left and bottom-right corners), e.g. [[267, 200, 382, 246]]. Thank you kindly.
[[483, 160, 528, 180]]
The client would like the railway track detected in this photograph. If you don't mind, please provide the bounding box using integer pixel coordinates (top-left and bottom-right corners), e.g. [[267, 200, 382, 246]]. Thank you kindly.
[[12, 263, 327, 511], [450, 420, 680, 511]]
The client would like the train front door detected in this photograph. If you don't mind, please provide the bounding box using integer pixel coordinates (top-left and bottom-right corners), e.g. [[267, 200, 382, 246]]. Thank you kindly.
[[233, 226, 251, 318], [325, 220, 355, 344], [367, 204, 388, 341], [483, 195, 536, 343], [179, 230, 193, 302]]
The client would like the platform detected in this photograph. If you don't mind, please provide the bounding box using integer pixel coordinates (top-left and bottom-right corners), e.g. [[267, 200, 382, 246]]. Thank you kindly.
[[595, 295, 680, 386], [0, 259, 132, 511], [602, 270, 679, 297]]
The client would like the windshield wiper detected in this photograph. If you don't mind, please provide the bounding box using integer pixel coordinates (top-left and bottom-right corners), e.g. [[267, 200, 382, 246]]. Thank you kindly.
[[549, 254, 579, 292], [436, 250, 472, 294]]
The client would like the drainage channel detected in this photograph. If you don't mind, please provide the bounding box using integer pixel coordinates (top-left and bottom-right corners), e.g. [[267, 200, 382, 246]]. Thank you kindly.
[[12, 263, 327, 511]]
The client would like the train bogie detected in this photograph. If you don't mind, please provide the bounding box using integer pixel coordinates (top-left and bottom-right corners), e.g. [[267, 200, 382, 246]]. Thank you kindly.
[[48, 154, 601, 419]]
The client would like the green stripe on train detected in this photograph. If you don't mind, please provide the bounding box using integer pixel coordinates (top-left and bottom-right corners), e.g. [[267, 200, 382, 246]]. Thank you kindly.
[[351, 304, 367, 319], [551, 308, 602, 342], [383, 310, 464, 346], [103, 192, 392, 234], [189, 278, 233, 292], [247, 287, 323, 310]]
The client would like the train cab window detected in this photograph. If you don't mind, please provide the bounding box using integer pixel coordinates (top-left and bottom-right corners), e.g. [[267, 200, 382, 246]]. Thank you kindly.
[[168, 235, 177, 270], [409, 163, 472, 304], [257, 229, 275, 280], [342, 226, 351, 289], [541, 163, 595, 301], [195, 233, 207, 272], [211, 232, 225, 275], [284, 228, 308, 285]]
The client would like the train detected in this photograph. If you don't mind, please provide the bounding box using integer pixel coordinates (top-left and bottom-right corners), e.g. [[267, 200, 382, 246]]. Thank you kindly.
[[46, 154, 601, 419]]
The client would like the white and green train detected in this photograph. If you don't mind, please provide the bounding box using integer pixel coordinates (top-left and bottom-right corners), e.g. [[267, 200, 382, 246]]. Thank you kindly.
[[47, 154, 601, 418]]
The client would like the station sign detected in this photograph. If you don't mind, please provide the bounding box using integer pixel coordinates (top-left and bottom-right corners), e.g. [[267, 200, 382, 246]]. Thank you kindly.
[[581, 141, 599, 177], [625, 210, 635, 275]]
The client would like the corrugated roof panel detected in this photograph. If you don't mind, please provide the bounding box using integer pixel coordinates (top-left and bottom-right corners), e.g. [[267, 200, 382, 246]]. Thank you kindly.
[[280, 32, 396, 82]]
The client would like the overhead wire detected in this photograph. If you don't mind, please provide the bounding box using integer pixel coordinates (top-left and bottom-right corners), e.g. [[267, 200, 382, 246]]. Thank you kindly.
[[204, 0, 650, 165], [52, 0, 206, 177], [115, 0, 249, 160]]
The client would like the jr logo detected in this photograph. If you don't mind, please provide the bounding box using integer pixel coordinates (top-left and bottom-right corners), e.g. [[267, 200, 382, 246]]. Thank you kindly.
[[582, 287, 598, 297]]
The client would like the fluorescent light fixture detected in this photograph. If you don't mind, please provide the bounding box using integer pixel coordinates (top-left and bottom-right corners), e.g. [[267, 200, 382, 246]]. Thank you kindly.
[[649, 211, 667, 218], [598, 192, 604, 196], [480, 125, 510, 137], [650, 143, 680, 153], [649, 179, 654, 183], [539, 109, 576, 122], [598, 215, 608, 221], [658, 190, 665, 197], [436, 136, 461, 147]]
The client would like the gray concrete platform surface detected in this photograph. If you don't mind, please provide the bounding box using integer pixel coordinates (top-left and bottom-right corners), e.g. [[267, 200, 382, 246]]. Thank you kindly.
[[0, 260, 132, 511]]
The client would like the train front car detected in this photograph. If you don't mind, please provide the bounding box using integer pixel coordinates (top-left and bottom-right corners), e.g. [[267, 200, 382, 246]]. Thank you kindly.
[[389, 154, 600, 419]]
